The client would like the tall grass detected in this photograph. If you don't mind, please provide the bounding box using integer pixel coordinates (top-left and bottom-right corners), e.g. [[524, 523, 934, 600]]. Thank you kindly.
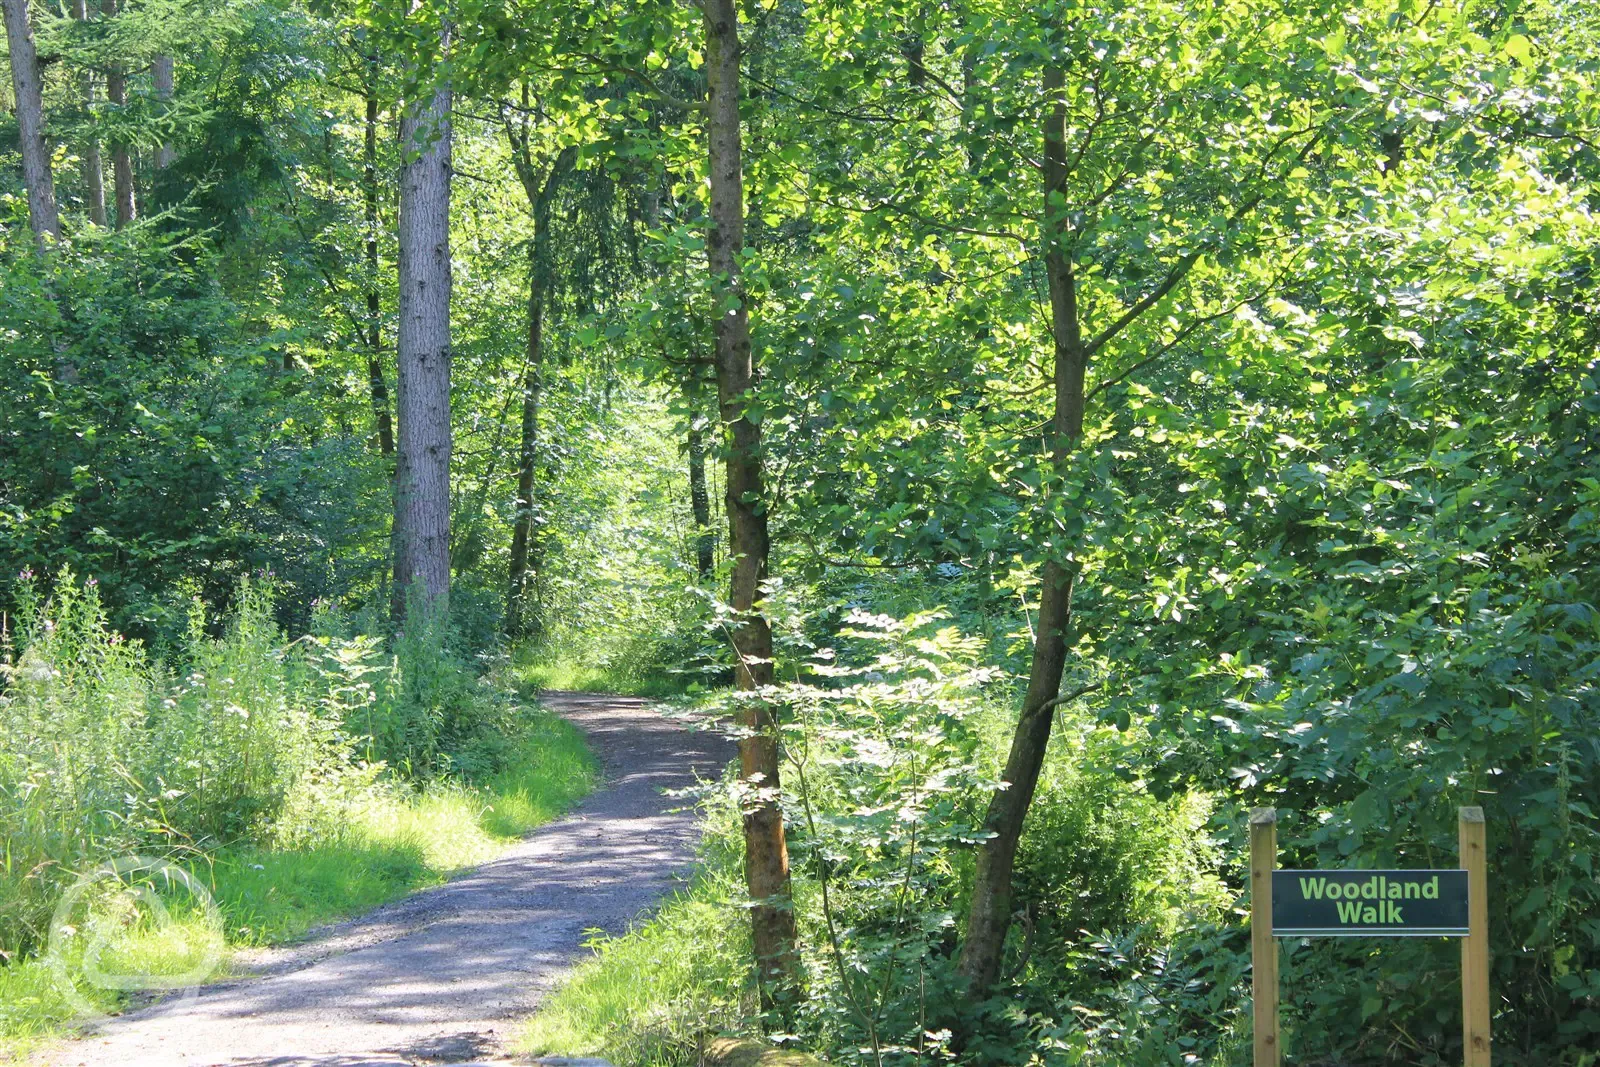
[[0, 573, 367, 959], [0, 570, 596, 1053]]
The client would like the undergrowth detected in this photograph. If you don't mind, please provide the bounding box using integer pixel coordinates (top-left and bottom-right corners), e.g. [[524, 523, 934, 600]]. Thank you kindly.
[[518, 609, 1232, 1067], [0, 571, 595, 1055]]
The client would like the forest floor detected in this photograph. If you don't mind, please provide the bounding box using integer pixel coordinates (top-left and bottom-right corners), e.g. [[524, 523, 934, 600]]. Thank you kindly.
[[35, 693, 732, 1067]]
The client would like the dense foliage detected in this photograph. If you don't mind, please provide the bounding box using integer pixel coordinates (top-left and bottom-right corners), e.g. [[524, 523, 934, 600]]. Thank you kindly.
[[2, 0, 1597, 1062]]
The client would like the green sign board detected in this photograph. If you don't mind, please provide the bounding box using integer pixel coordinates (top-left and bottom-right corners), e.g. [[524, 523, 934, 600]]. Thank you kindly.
[[1272, 869, 1470, 937]]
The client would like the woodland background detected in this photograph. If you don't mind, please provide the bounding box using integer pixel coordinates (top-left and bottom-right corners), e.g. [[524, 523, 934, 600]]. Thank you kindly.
[[1, 0, 1597, 1064]]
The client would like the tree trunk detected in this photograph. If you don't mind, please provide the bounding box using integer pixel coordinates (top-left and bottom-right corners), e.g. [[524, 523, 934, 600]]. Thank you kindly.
[[71, 0, 106, 227], [364, 57, 395, 457], [685, 378, 715, 580], [703, 0, 798, 1003], [153, 55, 175, 169], [505, 267, 543, 639], [501, 114, 573, 639], [3, 0, 59, 244], [391, 62, 453, 624], [101, 0, 135, 228], [957, 64, 1085, 994]]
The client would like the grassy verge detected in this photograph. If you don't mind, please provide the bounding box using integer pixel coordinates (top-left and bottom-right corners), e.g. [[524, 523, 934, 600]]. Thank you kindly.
[[516, 868, 752, 1067], [0, 707, 594, 1057], [215, 710, 594, 944]]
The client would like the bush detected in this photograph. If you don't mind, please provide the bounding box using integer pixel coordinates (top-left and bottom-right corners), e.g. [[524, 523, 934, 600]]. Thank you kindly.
[[772, 611, 1229, 1066], [0, 223, 391, 644], [309, 593, 526, 779], [1007, 716, 1230, 987]]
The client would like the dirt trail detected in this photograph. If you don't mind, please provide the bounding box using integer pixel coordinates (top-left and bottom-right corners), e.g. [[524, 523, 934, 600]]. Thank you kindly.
[[41, 692, 732, 1067]]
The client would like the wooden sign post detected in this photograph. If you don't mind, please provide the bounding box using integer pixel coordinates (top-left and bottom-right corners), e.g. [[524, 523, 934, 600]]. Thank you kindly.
[[1250, 808, 1279, 1067], [1249, 806, 1490, 1066], [1460, 807, 1491, 1067]]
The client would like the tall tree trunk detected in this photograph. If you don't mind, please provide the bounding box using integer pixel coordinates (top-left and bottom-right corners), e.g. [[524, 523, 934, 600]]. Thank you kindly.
[[152, 55, 175, 169], [502, 117, 573, 639], [504, 260, 544, 639], [3, 0, 59, 244], [101, 0, 134, 228], [703, 0, 798, 1003], [364, 56, 395, 458], [71, 0, 106, 226], [391, 59, 453, 624], [957, 64, 1085, 994], [685, 378, 715, 580]]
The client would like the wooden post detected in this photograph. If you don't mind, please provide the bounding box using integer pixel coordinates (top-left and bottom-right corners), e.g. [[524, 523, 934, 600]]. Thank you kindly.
[[1250, 807, 1280, 1067], [1459, 807, 1490, 1066]]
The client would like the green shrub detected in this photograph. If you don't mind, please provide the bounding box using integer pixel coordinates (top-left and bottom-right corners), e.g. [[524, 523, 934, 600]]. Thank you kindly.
[[0, 223, 392, 645], [1009, 718, 1230, 981], [312, 593, 525, 779], [775, 611, 1231, 1065]]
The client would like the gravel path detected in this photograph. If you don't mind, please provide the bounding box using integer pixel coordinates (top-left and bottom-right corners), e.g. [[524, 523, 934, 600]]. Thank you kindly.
[[41, 692, 732, 1067]]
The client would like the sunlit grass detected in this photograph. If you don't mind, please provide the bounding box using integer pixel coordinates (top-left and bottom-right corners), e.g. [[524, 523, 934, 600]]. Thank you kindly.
[[90, 914, 222, 981], [0, 885, 227, 1052], [516, 867, 753, 1067], [0, 709, 595, 1057], [0, 945, 110, 1050]]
